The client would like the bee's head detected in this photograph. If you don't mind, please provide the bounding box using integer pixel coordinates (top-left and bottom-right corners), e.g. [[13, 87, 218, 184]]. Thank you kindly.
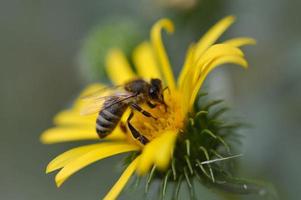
[[149, 78, 163, 100], [149, 79, 167, 108]]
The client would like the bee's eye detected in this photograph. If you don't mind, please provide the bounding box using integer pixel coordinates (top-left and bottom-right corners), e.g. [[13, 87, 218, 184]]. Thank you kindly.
[[149, 88, 157, 99]]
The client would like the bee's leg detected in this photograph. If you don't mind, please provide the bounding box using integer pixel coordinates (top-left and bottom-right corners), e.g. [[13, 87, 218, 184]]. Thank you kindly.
[[147, 101, 157, 108], [131, 103, 157, 120], [127, 111, 149, 145], [119, 122, 127, 134]]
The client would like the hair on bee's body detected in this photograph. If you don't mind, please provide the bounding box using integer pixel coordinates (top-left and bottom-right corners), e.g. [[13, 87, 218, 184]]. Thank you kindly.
[[88, 78, 167, 145], [96, 96, 128, 138]]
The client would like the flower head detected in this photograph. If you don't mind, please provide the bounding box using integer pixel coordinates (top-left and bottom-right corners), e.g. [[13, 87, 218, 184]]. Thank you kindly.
[[41, 16, 256, 199]]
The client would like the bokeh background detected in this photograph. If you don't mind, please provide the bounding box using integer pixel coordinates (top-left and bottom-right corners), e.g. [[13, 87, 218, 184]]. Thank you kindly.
[[1, 0, 300, 199]]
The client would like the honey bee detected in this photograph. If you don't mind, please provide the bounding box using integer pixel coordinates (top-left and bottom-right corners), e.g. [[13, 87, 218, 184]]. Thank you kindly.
[[81, 78, 167, 145]]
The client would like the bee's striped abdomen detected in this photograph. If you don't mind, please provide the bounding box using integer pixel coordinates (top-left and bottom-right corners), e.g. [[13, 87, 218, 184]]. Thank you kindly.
[[96, 98, 127, 138]]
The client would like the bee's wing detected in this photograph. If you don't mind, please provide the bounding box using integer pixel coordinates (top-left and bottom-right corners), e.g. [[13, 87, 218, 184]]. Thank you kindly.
[[80, 95, 113, 115], [80, 90, 136, 116], [101, 93, 137, 110], [81, 85, 123, 100]]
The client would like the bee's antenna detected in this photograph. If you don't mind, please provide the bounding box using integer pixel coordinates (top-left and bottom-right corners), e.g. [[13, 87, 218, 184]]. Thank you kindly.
[[163, 86, 170, 94]]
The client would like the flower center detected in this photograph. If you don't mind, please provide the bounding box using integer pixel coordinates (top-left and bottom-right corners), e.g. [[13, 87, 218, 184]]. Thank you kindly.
[[130, 90, 185, 143]]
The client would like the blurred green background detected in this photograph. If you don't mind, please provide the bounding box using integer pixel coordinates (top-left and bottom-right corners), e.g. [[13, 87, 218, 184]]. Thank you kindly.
[[1, 0, 301, 199]]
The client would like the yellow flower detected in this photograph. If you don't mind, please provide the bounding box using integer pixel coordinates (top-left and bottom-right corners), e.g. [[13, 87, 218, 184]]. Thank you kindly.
[[41, 16, 255, 200]]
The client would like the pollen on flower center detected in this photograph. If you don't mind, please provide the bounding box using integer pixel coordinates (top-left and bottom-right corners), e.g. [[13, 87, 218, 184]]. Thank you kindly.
[[130, 91, 185, 142]]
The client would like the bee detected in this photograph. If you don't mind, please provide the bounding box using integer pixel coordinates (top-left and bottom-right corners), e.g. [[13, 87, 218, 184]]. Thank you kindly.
[[81, 78, 167, 145]]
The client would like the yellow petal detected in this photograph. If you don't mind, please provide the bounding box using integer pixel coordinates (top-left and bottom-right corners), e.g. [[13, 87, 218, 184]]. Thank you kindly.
[[182, 44, 244, 107], [194, 16, 235, 59], [153, 131, 177, 170], [189, 55, 248, 109], [40, 126, 126, 144], [179, 16, 236, 100], [136, 140, 155, 175], [177, 44, 196, 89], [137, 130, 177, 175], [54, 110, 96, 126], [223, 37, 256, 47], [132, 42, 162, 80], [105, 49, 136, 85], [178, 45, 197, 113], [192, 44, 244, 83], [55, 143, 139, 187], [151, 18, 176, 90], [103, 156, 140, 200], [46, 143, 111, 173], [40, 127, 98, 144]]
